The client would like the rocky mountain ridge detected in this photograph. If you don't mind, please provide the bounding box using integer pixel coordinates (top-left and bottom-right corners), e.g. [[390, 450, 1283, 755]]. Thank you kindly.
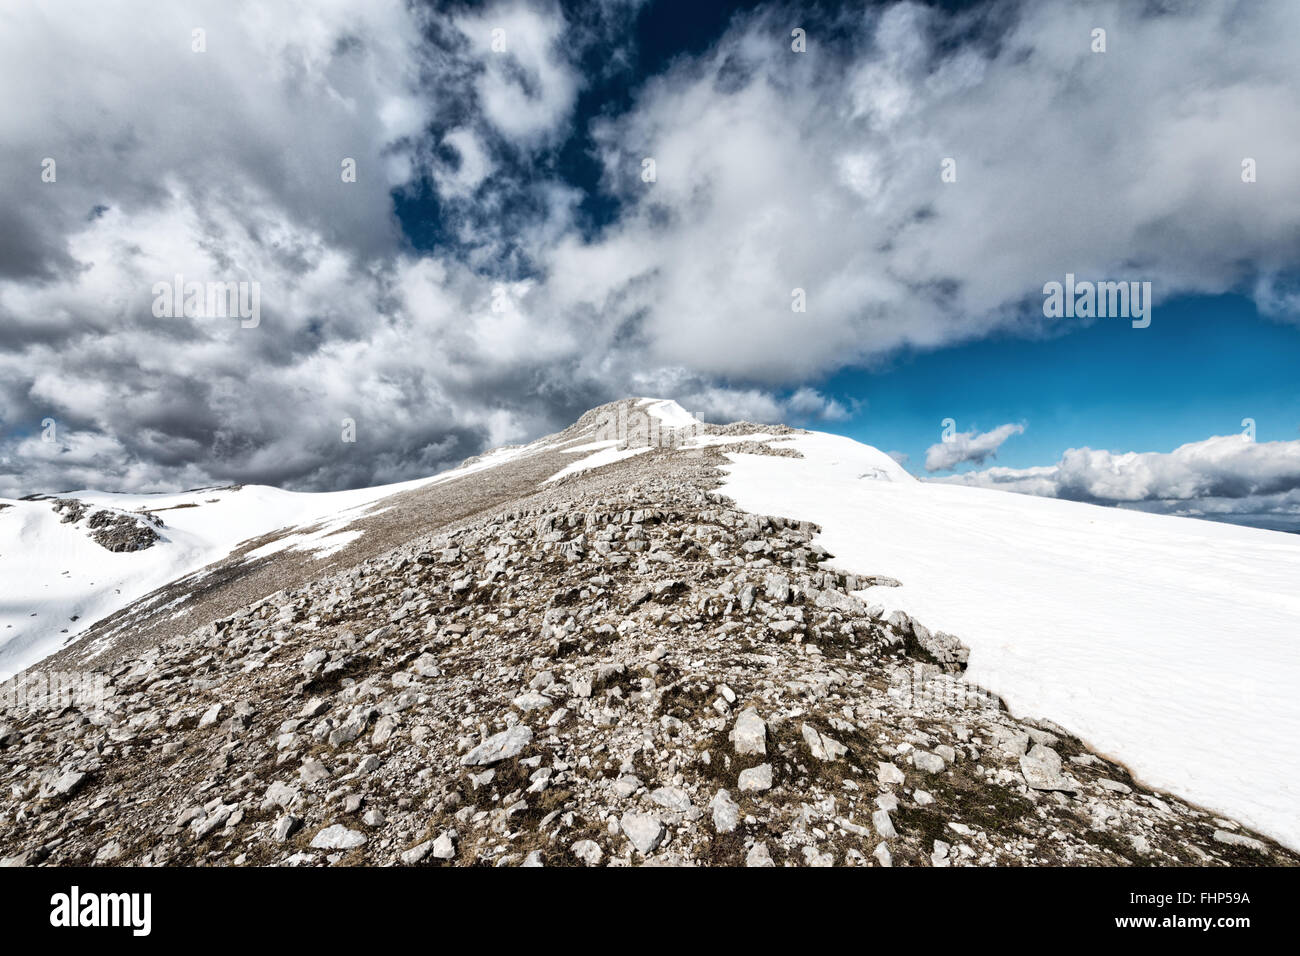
[[0, 402, 1292, 867]]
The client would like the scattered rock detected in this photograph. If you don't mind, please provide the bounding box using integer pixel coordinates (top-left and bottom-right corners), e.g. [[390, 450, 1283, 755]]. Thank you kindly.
[[48, 771, 88, 799], [732, 708, 767, 756], [710, 790, 740, 833], [1019, 745, 1078, 793], [746, 841, 775, 867], [461, 725, 533, 767], [273, 815, 301, 843], [801, 723, 847, 761], [738, 764, 773, 792], [571, 839, 603, 866], [650, 786, 693, 813], [872, 809, 898, 839], [1213, 830, 1266, 852], [431, 831, 457, 860], [912, 751, 946, 774], [401, 840, 432, 865], [511, 692, 552, 712], [310, 825, 366, 851], [877, 762, 905, 787], [266, 781, 299, 810], [620, 812, 665, 855]]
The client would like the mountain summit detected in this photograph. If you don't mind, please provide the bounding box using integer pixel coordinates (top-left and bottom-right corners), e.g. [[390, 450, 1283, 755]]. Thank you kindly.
[[1, 399, 1297, 866]]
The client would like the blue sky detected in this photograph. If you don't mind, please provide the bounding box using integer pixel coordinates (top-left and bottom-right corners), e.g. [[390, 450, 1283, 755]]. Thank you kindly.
[[821, 293, 1300, 474]]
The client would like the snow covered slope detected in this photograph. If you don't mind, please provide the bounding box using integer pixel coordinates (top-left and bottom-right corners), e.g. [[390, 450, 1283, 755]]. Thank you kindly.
[[720, 430, 1300, 850], [0, 478, 449, 675]]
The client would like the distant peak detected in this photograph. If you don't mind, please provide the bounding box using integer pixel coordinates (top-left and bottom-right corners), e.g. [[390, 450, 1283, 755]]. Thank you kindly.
[[567, 397, 704, 438]]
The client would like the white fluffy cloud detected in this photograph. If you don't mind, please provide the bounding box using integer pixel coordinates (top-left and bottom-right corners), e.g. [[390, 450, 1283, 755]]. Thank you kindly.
[[547, 0, 1300, 381], [452, 1, 582, 146], [935, 435, 1300, 530], [437, 128, 496, 198], [787, 388, 852, 422], [925, 423, 1024, 472]]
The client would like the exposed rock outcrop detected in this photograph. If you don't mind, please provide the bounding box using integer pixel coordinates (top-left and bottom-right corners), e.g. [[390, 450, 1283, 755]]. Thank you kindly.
[[49, 498, 163, 552]]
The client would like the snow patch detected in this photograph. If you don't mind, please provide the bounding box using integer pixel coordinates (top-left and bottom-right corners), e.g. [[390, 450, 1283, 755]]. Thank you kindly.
[[720, 429, 1300, 850]]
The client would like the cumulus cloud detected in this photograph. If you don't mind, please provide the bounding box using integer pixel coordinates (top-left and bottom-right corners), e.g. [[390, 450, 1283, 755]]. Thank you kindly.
[[786, 388, 853, 422], [2, 0, 1300, 497], [925, 423, 1024, 472], [451, 1, 582, 146], [934, 435, 1300, 530], [436, 128, 496, 199], [550, 0, 1300, 382]]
